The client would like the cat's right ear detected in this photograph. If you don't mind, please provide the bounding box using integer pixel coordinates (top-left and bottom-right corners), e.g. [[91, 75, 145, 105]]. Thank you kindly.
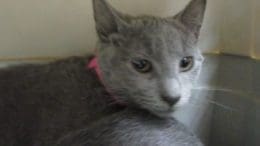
[[174, 0, 207, 39], [92, 0, 129, 42]]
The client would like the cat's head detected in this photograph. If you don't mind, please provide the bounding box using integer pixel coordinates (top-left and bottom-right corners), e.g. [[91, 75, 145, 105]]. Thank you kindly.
[[93, 0, 206, 117]]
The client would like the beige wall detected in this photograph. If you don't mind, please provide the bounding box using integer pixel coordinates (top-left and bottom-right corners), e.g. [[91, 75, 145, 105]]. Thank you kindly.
[[255, 0, 260, 58], [0, 0, 259, 60]]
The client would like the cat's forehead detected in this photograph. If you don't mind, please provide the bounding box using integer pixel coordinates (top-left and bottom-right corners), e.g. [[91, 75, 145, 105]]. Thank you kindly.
[[125, 17, 195, 58], [129, 17, 185, 38]]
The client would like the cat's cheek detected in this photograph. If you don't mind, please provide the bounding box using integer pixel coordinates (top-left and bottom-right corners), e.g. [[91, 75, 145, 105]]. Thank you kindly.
[[175, 87, 192, 107], [176, 96, 190, 107]]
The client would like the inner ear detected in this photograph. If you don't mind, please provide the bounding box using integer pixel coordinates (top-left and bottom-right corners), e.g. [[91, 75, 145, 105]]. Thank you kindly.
[[92, 0, 130, 42], [174, 0, 207, 39], [109, 34, 126, 47]]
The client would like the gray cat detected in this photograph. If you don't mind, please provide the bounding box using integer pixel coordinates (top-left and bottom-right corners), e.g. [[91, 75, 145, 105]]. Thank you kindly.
[[0, 0, 206, 145]]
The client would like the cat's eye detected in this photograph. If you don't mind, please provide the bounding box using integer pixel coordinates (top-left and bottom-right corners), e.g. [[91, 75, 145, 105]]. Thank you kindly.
[[180, 56, 194, 72], [131, 59, 152, 73]]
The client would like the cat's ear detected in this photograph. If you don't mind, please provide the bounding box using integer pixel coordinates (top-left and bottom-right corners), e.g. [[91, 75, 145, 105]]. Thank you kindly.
[[174, 0, 207, 39], [92, 0, 129, 42]]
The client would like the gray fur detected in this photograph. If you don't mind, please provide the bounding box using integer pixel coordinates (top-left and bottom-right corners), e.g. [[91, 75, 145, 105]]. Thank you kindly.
[[0, 0, 206, 145], [57, 109, 203, 146], [0, 56, 125, 145]]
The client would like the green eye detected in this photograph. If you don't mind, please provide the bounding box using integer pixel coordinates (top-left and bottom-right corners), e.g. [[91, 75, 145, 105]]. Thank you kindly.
[[131, 59, 152, 73], [180, 56, 194, 72]]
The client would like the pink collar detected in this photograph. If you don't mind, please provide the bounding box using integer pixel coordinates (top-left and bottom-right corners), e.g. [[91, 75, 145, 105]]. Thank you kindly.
[[88, 57, 102, 80], [87, 57, 125, 105]]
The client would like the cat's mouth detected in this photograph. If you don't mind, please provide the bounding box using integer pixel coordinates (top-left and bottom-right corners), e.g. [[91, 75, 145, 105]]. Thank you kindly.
[[142, 98, 189, 118]]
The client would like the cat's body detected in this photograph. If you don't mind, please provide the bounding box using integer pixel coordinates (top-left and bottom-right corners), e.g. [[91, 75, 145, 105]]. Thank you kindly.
[[0, 56, 201, 146], [0, 56, 120, 145], [0, 0, 207, 145], [57, 108, 202, 146]]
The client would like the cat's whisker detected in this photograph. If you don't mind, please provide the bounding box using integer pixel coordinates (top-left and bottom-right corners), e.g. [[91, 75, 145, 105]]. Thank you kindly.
[[192, 87, 234, 93], [107, 101, 121, 106], [188, 97, 238, 112], [192, 86, 253, 97], [207, 100, 237, 111]]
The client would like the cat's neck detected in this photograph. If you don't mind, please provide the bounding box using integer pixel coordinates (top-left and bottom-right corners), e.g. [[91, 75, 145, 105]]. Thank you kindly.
[[87, 56, 125, 105]]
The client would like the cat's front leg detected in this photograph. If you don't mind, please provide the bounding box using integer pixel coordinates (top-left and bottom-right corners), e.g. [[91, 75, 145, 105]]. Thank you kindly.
[[56, 109, 203, 146]]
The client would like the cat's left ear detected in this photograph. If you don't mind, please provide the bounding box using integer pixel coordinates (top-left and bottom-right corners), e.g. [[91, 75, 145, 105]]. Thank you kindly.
[[92, 0, 129, 43], [174, 0, 207, 39]]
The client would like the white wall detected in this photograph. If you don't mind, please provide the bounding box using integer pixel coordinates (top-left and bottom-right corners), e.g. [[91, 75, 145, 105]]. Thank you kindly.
[[0, 0, 259, 60]]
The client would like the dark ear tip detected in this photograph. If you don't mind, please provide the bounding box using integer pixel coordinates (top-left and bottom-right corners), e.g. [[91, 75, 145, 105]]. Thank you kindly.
[[196, 0, 207, 4], [202, 0, 207, 8], [191, 0, 207, 9], [194, 0, 207, 7], [92, 0, 109, 9], [201, 0, 207, 9]]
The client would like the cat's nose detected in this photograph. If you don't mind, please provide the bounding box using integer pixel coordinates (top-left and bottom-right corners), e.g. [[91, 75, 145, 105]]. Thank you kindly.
[[161, 95, 180, 106]]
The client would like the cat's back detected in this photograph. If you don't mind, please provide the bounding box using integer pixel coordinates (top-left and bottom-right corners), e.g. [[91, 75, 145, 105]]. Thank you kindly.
[[0, 55, 96, 110], [0, 55, 119, 146], [57, 109, 203, 146]]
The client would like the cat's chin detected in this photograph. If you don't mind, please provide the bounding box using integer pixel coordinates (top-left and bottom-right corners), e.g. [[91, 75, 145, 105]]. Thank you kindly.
[[149, 109, 175, 119], [148, 104, 189, 118]]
